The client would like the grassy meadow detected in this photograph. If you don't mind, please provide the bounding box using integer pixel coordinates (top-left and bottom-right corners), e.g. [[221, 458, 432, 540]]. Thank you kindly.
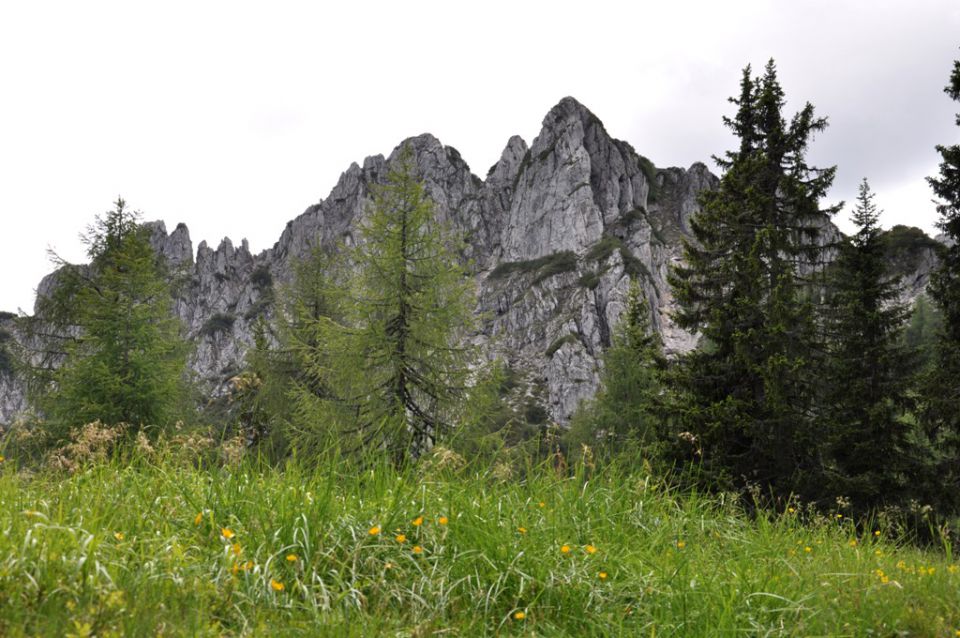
[[0, 448, 958, 637]]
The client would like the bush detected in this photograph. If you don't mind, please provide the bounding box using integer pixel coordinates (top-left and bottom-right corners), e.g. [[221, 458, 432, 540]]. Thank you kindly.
[[250, 265, 273, 290], [638, 154, 660, 203], [489, 251, 578, 284], [578, 271, 602, 289], [584, 236, 623, 262], [0, 329, 12, 375], [200, 313, 236, 338], [545, 333, 579, 357]]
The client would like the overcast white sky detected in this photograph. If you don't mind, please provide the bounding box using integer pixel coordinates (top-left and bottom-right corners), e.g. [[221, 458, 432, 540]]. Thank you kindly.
[[1, 1, 958, 313]]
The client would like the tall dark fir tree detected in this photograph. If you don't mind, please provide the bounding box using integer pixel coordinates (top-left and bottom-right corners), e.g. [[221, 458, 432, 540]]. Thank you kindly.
[[669, 61, 839, 497], [822, 179, 916, 510], [923, 53, 960, 509]]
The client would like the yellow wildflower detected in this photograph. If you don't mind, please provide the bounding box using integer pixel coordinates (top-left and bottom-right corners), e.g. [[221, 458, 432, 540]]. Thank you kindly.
[[231, 543, 242, 556], [231, 562, 240, 575], [395, 534, 406, 544], [676, 540, 686, 550], [368, 526, 380, 536], [194, 512, 203, 526], [848, 539, 857, 547], [598, 571, 608, 580], [804, 546, 812, 553], [412, 516, 424, 527], [286, 554, 298, 562], [874, 530, 881, 537], [585, 544, 597, 555], [948, 564, 958, 574], [787, 507, 795, 513], [438, 516, 449, 525], [517, 527, 527, 534], [538, 501, 546, 508], [270, 579, 284, 591], [113, 532, 124, 541], [513, 611, 526, 620], [0, 454, 5, 463], [221, 528, 235, 540], [412, 545, 423, 554], [561, 545, 571, 554]]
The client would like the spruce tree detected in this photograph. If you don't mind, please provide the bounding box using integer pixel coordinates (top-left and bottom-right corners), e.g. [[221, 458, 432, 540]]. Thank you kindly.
[[566, 281, 667, 464], [922, 54, 960, 509], [292, 147, 477, 465], [822, 179, 916, 509], [23, 199, 188, 436], [669, 61, 838, 497]]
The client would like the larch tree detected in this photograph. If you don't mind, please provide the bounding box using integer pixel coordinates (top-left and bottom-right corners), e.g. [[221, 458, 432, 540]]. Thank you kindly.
[[292, 146, 477, 466]]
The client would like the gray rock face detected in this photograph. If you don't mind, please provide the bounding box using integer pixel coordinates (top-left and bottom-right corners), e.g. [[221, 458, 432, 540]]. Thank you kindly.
[[0, 97, 942, 427]]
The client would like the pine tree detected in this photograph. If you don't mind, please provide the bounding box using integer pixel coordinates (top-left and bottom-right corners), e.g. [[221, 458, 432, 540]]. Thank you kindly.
[[23, 198, 188, 436], [669, 61, 839, 496], [566, 281, 667, 464], [922, 54, 960, 510], [822, 179, 916, 509], [292, 147, 477, 465]]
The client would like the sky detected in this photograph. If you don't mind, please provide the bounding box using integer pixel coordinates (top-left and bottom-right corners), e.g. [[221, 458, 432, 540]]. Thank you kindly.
[[1, 1, 958, 313]]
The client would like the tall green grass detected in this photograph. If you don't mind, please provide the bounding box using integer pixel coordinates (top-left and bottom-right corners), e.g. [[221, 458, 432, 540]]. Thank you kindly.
[[0, 454, 957, 636]]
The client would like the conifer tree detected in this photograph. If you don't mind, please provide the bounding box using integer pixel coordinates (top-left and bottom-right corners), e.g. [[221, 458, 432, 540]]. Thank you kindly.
[[566, 281, 667, 463], [669, 61, 839, 496], [292, 147, 477, 465], [822, 179, 916, 509], [23, 198, 188, 436], [922, 54, 960, 509]]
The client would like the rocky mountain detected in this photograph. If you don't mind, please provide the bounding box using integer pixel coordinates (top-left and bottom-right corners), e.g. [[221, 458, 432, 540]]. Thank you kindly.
[[0, 97, 941, 427]]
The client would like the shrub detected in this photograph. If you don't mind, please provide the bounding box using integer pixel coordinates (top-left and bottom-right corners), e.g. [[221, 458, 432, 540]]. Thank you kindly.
[[578, 271, 601, 289], [545, 333, 579, 357], [489, 251, 578, 285], [250, 265, 273, 290], [0, 329, 11, 375], [638, 154, 660, 203], [200, 313, 236, 338], [584, 236, 623, 262]]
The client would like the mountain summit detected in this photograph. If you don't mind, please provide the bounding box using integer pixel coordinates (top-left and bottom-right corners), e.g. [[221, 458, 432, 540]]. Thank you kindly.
[[0, 99, 937, 426]]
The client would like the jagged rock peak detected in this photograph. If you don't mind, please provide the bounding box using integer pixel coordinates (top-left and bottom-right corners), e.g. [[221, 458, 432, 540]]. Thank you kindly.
[[486, 135, 529, 185], [544, 96, 601, 124], [145, 220, 193, 267], [500, 96, 657, 261]]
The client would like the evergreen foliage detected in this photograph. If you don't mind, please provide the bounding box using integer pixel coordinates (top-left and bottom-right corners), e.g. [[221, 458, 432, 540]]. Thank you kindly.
[[922, 55, 960, 510], [566, 281, 667, 463], [22, 199, 188, 435], [290, 147, 477, 465], [668, 61, 839, 497], [903, 294, 944, 371], [248, 244, 345, 459], [821, 180, 917, 509]]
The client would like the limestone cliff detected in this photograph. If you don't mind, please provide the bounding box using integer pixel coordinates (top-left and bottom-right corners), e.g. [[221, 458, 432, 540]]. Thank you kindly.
[[0, 97, 940, 426]]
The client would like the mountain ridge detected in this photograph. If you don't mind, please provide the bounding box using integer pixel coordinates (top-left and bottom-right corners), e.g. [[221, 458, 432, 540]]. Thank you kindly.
[[0, 97, 940, 426]]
